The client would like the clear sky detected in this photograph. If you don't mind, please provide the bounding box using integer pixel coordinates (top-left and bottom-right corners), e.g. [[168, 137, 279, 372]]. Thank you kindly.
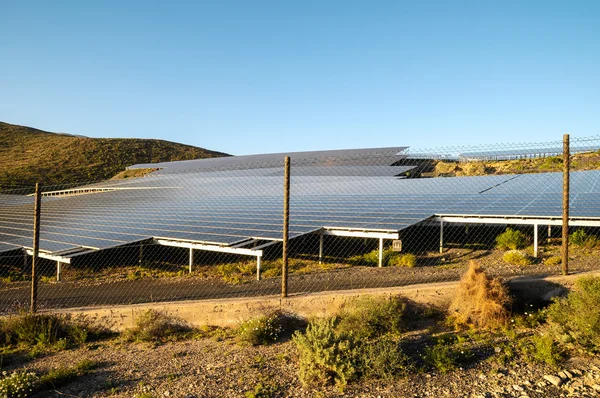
[[1, 1, 598, 155]]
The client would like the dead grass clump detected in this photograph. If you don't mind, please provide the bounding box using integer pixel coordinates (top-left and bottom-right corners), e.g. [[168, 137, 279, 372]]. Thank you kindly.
[[449, 261, 512, 329]]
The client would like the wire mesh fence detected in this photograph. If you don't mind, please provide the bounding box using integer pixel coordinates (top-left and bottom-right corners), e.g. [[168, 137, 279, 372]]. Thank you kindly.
[[1, 136, 600, 314]]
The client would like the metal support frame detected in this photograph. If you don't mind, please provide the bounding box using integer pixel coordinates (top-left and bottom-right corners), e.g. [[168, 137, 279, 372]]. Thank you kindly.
[[378, 238, 384, 268], [56, 261, 62, 282], [319, 231, 324, 264], [189, 248, 193, 273], [533, 224, 539, 258], [155, 238, 263, 280], [439, 221, 444, 254], [548, 225, 552, 244]]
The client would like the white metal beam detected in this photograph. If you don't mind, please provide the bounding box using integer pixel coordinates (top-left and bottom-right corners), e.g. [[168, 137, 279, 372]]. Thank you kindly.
[[322, 228, 399, 240], [25, 250, 71, 264], [155, 239, 262, 257], [256, 256, 262, 281], [433, 216, 600, 227], [439, 220, 444, 254], [189, 248, 193, 273], [319, 231, 324, 265]]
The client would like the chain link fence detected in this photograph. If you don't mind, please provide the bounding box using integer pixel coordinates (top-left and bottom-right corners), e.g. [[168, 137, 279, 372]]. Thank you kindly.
[[1, 136, 600, 314]]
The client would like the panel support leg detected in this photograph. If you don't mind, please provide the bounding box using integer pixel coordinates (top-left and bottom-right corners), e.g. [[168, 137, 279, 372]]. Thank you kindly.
[[439, 221, 444, 254], [547, 225, 552, 244], [56, 261, 62, 282], [138, 243, 144, 265], [318, 232, 324, 264], [189, 248, 193, 273], [378, 238, 384, 268], [257, 256, 262, 280], [534, 224, 539, 258]]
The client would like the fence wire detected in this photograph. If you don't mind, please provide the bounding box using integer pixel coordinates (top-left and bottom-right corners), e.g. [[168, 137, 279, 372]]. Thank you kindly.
[[1, 137, 600, 314]]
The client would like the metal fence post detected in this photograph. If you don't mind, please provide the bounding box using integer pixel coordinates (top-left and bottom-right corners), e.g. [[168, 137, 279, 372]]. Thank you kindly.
[[562, 134, 570, 275], [30, 183, 42, 313], [282, 156, 290, 298]]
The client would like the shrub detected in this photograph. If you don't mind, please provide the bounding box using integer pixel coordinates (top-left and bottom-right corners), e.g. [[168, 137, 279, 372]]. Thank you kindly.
[[435, 161, 457, 175], [423, 343, 459, 373], [293, 318, 358, 390], [527, 334, 564, 366], [359, 335, 408, 380], [236, 311, 304, 346], [350, 248, 397, 267], [496, 228, 528, 250], [569, 229, 599, 249], [544, 256, 562, 266], [547, 276, 600, 353], [389, 253, 417, 267], [124, 310, 190, 342], [449, 261, 512, 329], [570, 229, 587, 246], [0, 370, 38, 397], [1, 313, 103, 350], [336, 295, 406, 339], [503, 250, 533, 266]]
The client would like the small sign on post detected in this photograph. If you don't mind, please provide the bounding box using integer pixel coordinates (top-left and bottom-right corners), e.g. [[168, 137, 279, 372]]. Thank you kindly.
[[392, 239, 402, 252]]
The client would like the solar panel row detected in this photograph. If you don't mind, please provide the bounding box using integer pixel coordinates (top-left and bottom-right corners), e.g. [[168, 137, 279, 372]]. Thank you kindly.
[[0, 168, 598, 258]]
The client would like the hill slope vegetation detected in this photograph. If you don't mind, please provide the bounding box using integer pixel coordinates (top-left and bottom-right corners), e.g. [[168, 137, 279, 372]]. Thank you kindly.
[[0, 121, 229, 188]]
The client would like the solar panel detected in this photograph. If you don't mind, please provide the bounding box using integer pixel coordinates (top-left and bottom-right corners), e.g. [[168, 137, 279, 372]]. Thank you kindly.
[[0, 168, 599, 256]]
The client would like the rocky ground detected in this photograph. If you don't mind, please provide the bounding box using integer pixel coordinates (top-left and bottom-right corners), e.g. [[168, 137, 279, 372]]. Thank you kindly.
[[5, 334, 597, 398]]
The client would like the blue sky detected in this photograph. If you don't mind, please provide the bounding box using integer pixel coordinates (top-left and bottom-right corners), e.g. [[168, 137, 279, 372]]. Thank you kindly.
[[1, 1, 598, 155]]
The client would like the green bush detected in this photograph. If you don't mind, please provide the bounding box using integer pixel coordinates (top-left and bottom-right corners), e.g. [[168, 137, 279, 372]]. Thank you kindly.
[[293, 318, 358, 390], [389, 253, 417, 267], [547, 276, 600, 353], [0, 370, 38, 397], [527, 334, 564, 366], [503, 250, 533, 266], [423, 343, 460, 373], [336, 295, 406, 339], [1, 313, 102, 350], [124, 310, 190, 342], [496, 228, 528, 250], [360, 335, 408, 380], [236, 312, 303, 346], [350, 248, 397, 267], [570, 229, 599, 249], [570, 229, 587, 246], [544, 256, 562, 266]]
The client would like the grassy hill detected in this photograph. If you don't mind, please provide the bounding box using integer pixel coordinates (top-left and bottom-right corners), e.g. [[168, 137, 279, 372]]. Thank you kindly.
[[0, 121, 229, 188]]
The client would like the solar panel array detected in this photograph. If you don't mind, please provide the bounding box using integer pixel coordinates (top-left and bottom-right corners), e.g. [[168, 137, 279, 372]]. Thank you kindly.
[[0, 166, 599, 261]]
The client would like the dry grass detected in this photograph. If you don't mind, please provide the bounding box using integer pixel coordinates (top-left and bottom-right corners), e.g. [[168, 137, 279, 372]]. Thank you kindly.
[[449, 261, 512, 329], [111, 168, 160, 179]]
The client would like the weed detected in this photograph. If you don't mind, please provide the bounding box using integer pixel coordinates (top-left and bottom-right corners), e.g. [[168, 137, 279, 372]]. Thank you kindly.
[[39, 359, 99, 389], [1, 312, 105, 353], [336, 295, 406, 339], [423, 342, 460, 373], [527, 334, 564, 366], [0, 370, 38, 397], [570, 229, 599, 249], [544, 256, 562, 266], [360, 335, 408, 380], [449, 261, 511, 329], [503, 250, 533, 266], [496, 228, 528, 250], [123, 310, 190, 343], [293, 318, 358, 390], [389, 253, 417, 267], [547, 276, 600, 353], [245, 377, 282, 398], [349, 248, 397, 267], [237, 311, 304, 346]]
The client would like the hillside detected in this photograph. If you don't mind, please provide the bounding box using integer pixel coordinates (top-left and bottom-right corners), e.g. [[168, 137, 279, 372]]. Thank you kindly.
[[0, 121, 229, 188]]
